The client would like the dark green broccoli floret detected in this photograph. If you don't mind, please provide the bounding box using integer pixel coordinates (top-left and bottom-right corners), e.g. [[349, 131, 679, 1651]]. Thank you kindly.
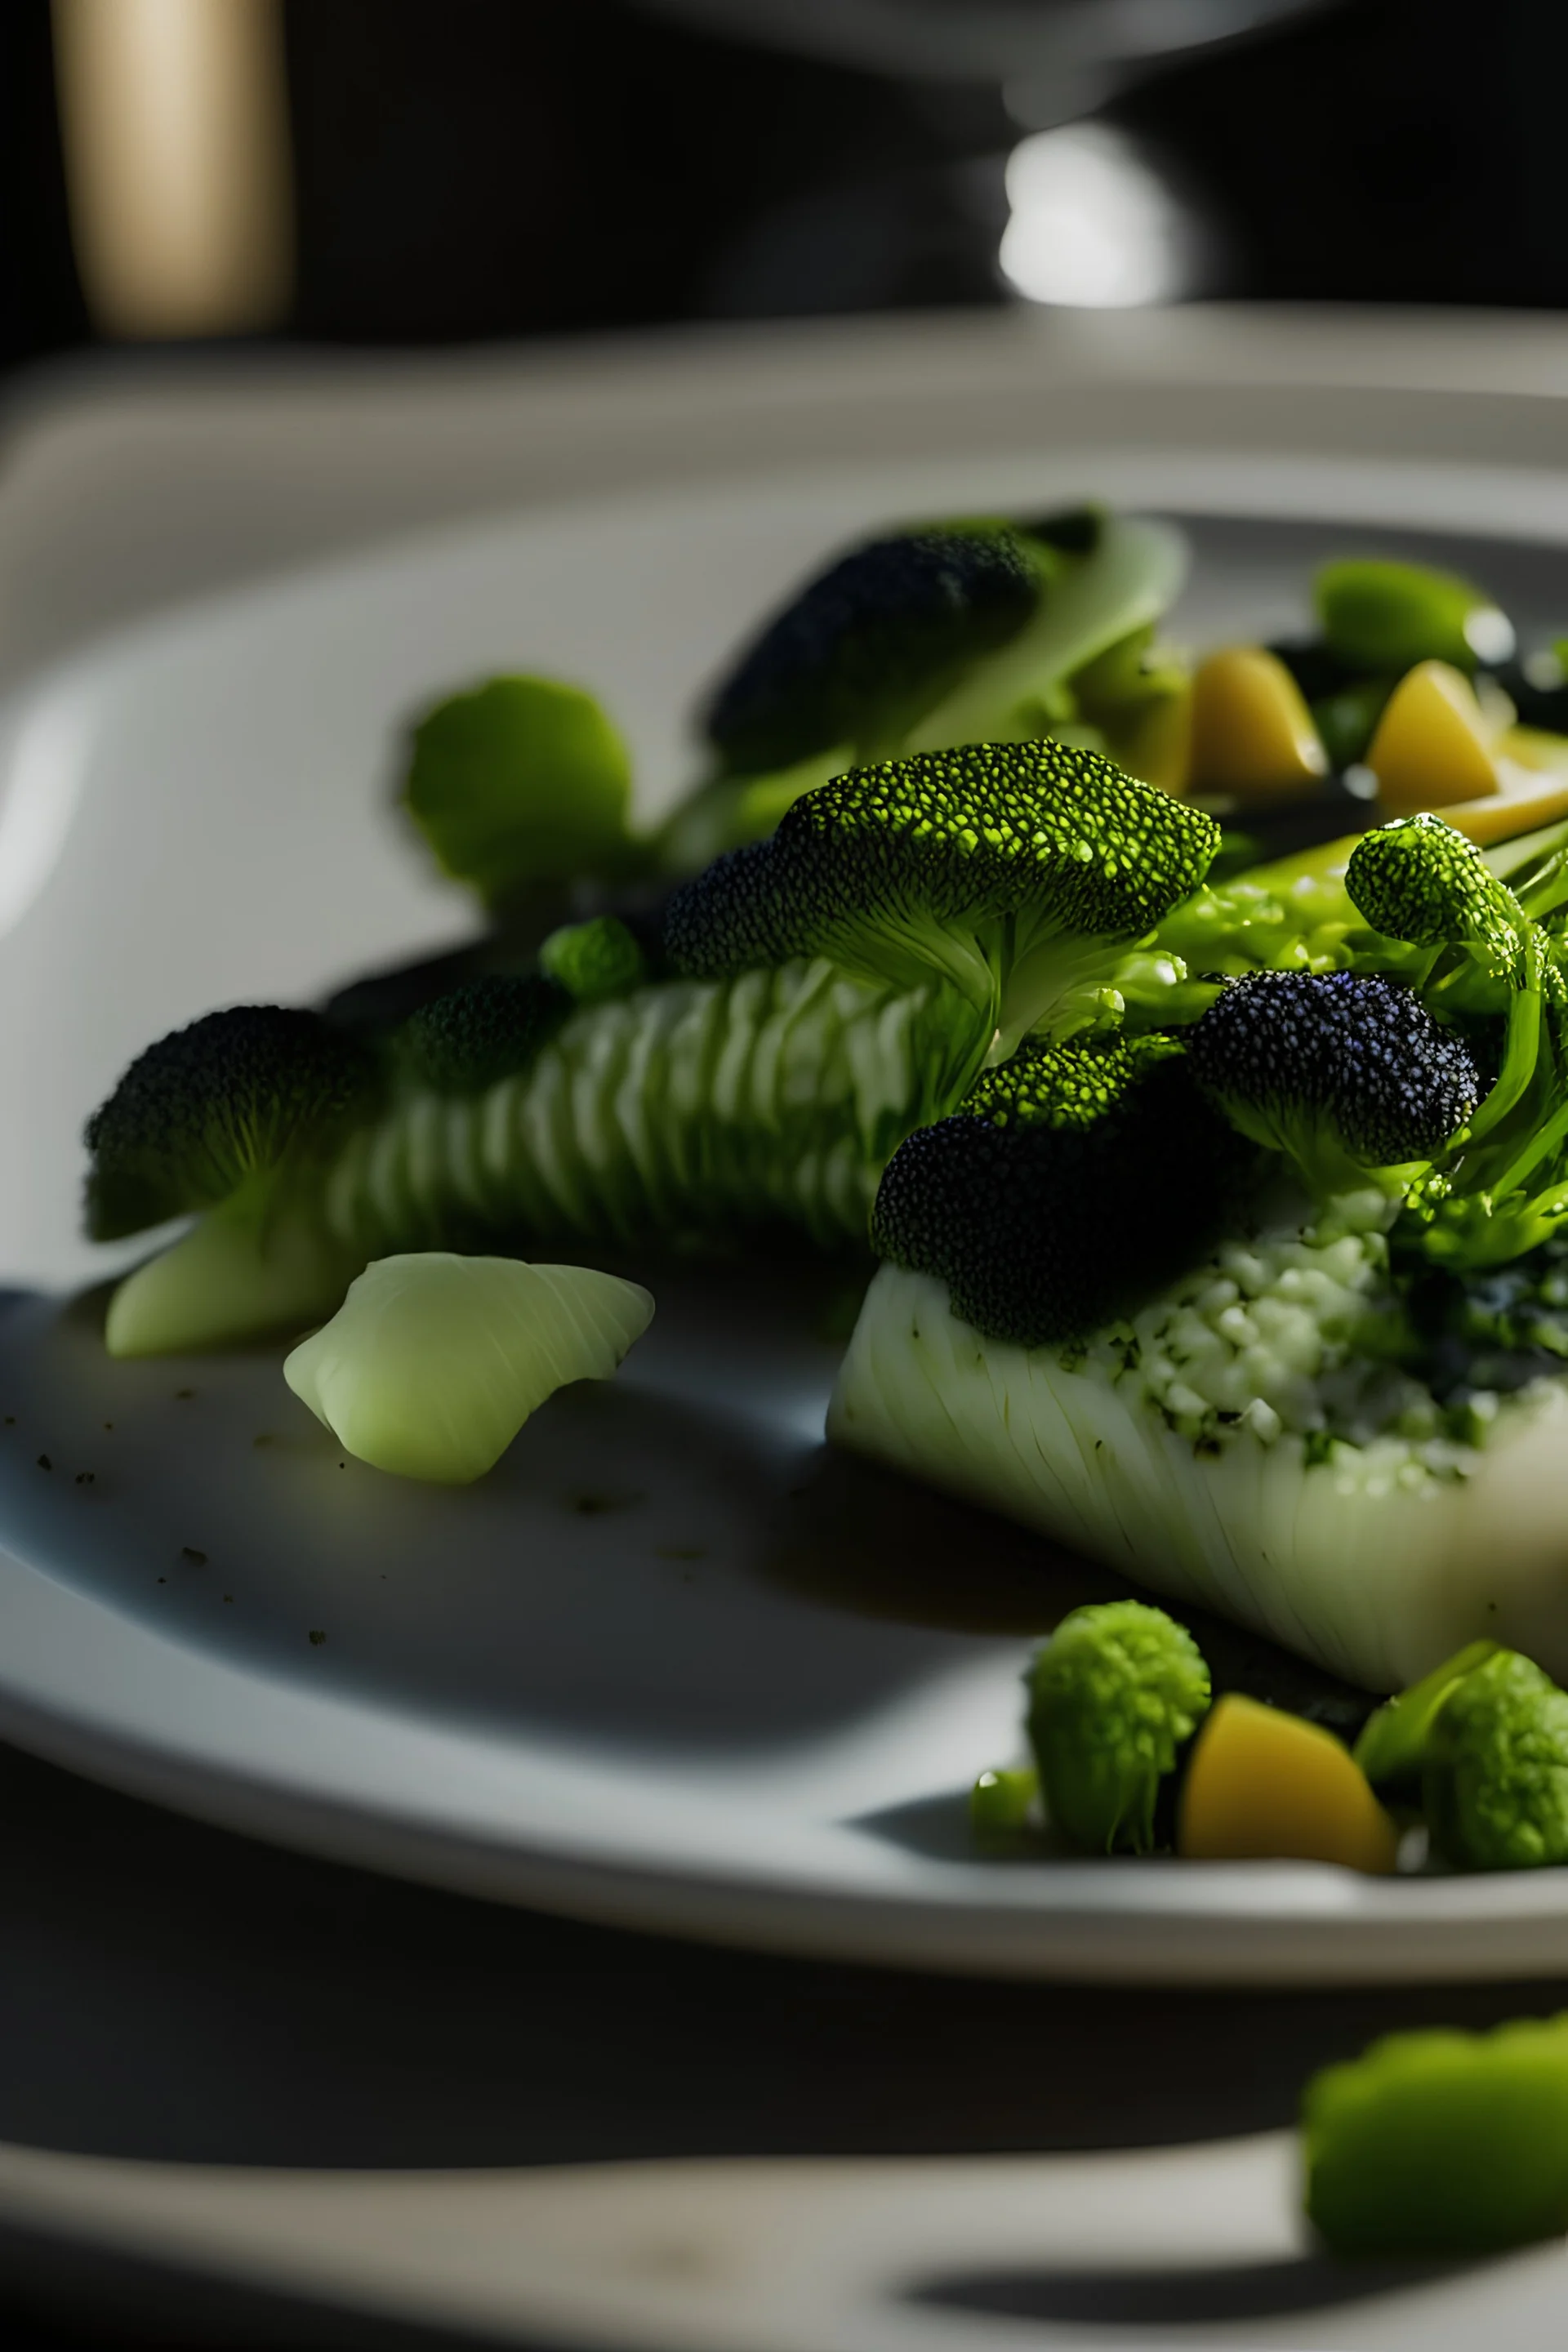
[[394, 975, 570, 1097], [537, 915, 647, 1004], [664, 743, 1220, 1065], [703, 526, 1042, 773], [1423, 1647, 1568, 1869], [1185, 969, 1482, 1196], [1027, 1600, 1210, 1855], [869, 1036, 1250, 1346], [84, 1007, 376, 1241], [1304, 2013, 1568, 2256]]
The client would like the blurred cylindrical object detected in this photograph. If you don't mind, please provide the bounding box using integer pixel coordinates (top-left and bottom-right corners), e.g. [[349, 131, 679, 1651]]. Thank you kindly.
[[51, 0, 293, 338]]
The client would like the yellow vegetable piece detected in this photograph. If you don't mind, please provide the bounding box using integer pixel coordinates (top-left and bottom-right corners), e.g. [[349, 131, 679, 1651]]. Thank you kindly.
[[1187, 648, 1327, 799], [1436, 764, 1568, 848], [1368, 660, 1500, 813], [1110, 679, 1193, 798], [1177, 1693, 1398, 1873]]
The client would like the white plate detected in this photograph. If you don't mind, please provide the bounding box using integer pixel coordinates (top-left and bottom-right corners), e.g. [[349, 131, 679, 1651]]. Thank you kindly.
[[9, 421, 1568, 1983]]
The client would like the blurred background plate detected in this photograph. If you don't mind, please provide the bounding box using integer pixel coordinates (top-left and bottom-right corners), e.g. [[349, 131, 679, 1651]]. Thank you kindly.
[[6, 375, 1568, 1982]]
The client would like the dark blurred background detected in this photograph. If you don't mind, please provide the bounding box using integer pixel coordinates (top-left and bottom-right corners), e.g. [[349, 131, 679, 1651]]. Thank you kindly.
[[4, 0, 1567, 381]]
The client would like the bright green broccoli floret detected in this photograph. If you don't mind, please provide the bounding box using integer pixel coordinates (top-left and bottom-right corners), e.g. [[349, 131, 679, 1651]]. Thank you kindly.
[[1304, 2014, 1568, 2256], [1184, 969, 1481, 1198], [870, 1035, 1250, 1346], [663, 743, 1220, 1081], [1347, 813, 1532, 987], [537, 915, 648, 1004], [1027, 1600, 1210, 1855], [1347, 816, 1568, 1267], [394, 975, 570, 1096], [1352, 1639, 1501, 1786], [403, 676, 639, 908], [703, 524, 1044, 773], [1423, 1648, 1568, 1869], [83, 1006, 376, 1241]]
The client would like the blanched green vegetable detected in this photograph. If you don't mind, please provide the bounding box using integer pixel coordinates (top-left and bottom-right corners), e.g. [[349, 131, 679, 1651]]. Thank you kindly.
[[1304, 2015, 1568, 2256], [704, 523, 1043, 773], [1352, 1639, 1500, 1784], [1184, 968, 1481, 1200], [969, 1765, 1039, 1844], [665, 741, 1220, 1080], [283, 1253, 653, 1482], [1423, 1647, 1568, 1869], [1027, 1601, 1209, 1854], [1316, 556, 1514, 677], [870, 1035, 1248, 1348], [83, 1006, 376, 1241], [403, 676, 637, 906], [537, 915, 647, 1004]]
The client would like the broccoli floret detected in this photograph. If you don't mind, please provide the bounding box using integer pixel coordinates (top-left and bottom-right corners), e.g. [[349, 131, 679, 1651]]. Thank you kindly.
[[664, 743, 1220, 1073], [1304, 2014, 1568, 2256], [83, 1007, 376, 1241], [1423, 1647, 1568, 1869], [1185, 969, 1482, 1196], [403, 676, 639, 909], [703, 525, 1043, 773], [394, 975, 569, 1097], [537, 915, 647, 1004], [1346, 812, 1531, 986], [1347, 816, 1568, 1268], [869, 1036, 1251, 1346], [1352, 1638, 1500, 1786], [1027, 1600, 1210, 1855]]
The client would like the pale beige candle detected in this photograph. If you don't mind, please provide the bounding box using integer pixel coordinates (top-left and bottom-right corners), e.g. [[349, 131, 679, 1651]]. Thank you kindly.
[[52, 0, 293, 339]]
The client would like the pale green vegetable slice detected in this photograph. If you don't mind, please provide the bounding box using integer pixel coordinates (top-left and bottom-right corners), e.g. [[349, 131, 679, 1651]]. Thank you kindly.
[[283, 1253, 654, 1483]]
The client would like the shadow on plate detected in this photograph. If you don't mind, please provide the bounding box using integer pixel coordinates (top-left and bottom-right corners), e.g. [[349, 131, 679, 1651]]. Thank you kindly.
[[914, 2252, 1472, 2328]]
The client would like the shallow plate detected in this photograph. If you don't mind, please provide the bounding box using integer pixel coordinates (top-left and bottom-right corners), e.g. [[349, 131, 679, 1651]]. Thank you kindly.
[[7, 434, 1568, 1982]]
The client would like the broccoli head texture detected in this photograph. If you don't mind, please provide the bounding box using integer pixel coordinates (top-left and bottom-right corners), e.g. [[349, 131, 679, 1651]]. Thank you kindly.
[[1346, 813, 1530, 984], [702, 525, 1042, 773], [1304, 2013, 1568, 2256], [1027, 1599, 1211, 1855], [84, 1006, 376, 1241], [663, 741, 1220, 1037], [537, 914, 648, 1004], [869, 1035, 1251, 1347], [1185, 969, 1482, 1194], [1423, 1647, 1568, 1870], [394, 975, 570, 1097]]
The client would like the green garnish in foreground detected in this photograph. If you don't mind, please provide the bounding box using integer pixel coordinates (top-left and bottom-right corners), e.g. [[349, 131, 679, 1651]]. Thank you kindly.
[[1026, 1601, 1210, 1855], [1304, 2014, 1568, 2256], [283, 1254, 653, 1483]]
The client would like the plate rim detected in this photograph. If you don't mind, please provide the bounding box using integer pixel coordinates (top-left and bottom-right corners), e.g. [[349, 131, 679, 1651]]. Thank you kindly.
[[11, 420, 1568, 1980]]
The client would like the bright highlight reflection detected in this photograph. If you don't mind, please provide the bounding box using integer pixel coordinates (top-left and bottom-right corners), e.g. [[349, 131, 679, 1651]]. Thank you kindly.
[[1000, 124, 1192, 309]]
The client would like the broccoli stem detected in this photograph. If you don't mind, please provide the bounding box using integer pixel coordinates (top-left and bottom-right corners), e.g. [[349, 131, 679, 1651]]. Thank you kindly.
[[105, 1190, 363, 1359], [318, 959, 964, 1263]]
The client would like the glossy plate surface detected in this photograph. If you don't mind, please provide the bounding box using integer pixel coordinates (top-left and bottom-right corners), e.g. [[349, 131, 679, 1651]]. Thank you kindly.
[[6, 434, 1568, 1981]]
